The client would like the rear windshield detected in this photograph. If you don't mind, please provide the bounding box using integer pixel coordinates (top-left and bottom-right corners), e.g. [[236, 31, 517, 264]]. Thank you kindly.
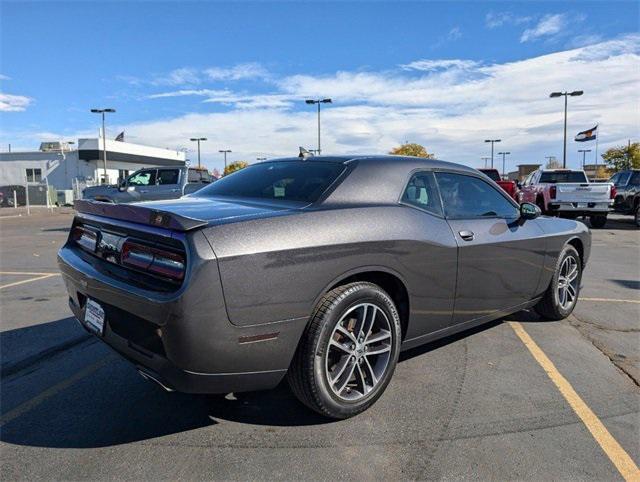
[[479, 169, 501, 182], [194, 161, 346, 203], [539, 171, 588, 183]]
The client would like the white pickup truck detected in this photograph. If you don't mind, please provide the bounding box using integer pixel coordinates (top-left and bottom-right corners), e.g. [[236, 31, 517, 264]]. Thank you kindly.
[[519, 169, 615, 228]]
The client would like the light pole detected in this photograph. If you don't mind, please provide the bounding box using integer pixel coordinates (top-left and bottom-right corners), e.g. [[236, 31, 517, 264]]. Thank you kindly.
[[481, 156, 490, 168], [91, 108, 116, 184], [549, 90, 583, 168], [498, 151, 511, 178], [578, 149, 591, 168], [305, 98, 332, 155], [484, 139, 501, 168], [219, 149, 231, 172], [189, 137, 207, 169]]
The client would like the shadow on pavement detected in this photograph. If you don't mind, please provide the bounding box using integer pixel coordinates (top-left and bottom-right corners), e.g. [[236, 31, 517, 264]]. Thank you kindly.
[[0, 308, 545, 448]]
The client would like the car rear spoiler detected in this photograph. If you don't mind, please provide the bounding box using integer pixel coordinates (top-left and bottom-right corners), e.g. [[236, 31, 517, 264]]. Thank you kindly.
[[74, 199, 208, 232]]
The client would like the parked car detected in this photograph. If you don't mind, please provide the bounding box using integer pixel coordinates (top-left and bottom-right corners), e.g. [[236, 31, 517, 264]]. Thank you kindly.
[[519, 169, 615, 228], [609, 169, 640, 226], [59, 155, 590, 419], [478, 168, 519, 200], [82, 166, 214, 203], [0, 185, 25, 207]]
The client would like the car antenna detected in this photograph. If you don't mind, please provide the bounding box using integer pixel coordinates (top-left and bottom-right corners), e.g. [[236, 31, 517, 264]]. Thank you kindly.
[[299, 147, 314, 160]]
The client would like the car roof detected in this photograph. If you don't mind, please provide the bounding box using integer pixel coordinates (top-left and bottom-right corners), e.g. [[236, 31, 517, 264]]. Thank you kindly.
[[262, 155, 480, 207]]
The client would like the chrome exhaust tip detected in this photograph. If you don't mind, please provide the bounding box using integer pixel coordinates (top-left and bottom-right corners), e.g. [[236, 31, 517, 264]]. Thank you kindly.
[[137, 368, 174, 392]]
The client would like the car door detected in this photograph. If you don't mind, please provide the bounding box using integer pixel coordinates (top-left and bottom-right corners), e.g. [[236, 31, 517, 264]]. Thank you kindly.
[[624, 171, 640, 211], [435, 171, 545, 325], [151, 168, 183, 200], [122, 169, 157, 202], [399, 171, 458, 337]]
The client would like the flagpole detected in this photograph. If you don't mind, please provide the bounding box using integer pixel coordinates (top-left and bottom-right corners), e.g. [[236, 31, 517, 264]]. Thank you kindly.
[[595, 124, 599, 165]]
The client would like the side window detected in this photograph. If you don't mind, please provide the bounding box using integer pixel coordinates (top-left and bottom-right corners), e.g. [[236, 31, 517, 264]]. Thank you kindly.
[[128, 170, 156, 186], [401, 171, 442, 216], [630, 171, 640, 186], [616, 172, 631, 187], [157, 169, 180, 185], [435, 172, 519, 219]]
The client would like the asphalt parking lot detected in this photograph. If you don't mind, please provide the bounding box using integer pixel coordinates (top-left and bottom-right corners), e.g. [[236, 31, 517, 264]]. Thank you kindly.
[[1, 210, 638, 480]]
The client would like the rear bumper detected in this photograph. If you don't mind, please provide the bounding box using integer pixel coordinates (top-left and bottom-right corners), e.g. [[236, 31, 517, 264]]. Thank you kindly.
[[69, 296, 286, 393], [58, 238, 307, 394], [548, 201, 612, 214]]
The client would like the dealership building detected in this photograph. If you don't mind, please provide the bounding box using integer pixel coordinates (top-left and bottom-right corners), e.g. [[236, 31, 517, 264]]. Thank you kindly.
[[0, 138, 187, 190]]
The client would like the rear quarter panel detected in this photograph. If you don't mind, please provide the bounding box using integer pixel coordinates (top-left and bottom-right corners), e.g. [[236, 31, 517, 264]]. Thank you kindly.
[[201, 205, 458, 338]]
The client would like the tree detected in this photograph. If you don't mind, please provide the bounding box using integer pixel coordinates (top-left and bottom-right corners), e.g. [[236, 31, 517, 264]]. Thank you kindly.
[[601, 142, 640, 172], [545, 158, 562, 169], [224, 160, 249, 176], [389, 143, 435, 159]]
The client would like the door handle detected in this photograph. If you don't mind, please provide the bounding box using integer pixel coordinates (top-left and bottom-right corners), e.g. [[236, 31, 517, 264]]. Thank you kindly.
[[139, 189, 149, 193], [459, 230, 474, 241], [170, 188, 180, 192]]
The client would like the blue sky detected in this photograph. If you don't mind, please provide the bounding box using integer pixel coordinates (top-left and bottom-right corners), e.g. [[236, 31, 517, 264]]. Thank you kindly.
[[1, 1, 639, 172]]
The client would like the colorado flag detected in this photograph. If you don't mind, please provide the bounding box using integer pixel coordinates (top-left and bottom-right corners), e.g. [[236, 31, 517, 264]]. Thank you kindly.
[[575, 125, 597, 142]]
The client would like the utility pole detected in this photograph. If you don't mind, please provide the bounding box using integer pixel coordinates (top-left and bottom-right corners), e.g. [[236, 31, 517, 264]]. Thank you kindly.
[[219, 149, 231, 172], [305, 99, 332, 155], [498, 151, 511, 178], [484, 139, 501, 168], [578, 149, 591, 168], [549, 90, 583, 168], [91, 108, 116, 183], [189, 137, 207, 169]]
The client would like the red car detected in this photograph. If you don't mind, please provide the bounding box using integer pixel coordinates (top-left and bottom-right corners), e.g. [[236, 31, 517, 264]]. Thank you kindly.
[[478, 168, 519, 201]]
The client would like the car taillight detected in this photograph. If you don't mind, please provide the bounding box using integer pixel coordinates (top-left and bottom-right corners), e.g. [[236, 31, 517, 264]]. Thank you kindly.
[[549, 186, 556, 199], [72, 225, 97, 252], [610, 185, 617, 199], [121, 241, 185, 281]]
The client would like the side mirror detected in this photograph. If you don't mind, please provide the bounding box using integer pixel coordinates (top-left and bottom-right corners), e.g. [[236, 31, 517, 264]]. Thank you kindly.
[[520, 202, 541, 220], [118, 180, 127, 192], [516, 181, 523, 189]]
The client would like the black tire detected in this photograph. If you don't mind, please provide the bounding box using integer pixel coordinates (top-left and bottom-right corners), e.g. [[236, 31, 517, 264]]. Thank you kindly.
[[634, 205, 640, 228], [589, 214, 607, 229], [287, 282, 402, 419], [536, 197, 546, 215], [534, 244, 582, 321]]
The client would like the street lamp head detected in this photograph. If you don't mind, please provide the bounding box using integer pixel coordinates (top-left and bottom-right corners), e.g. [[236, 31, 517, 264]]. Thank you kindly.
[[90, 109, 101, 113], [104, 108, 116, 113], [321, 98, 332, 103], [549, 92, 563, 98], [570, 90, 584, 96], [305, 99, 316, 104]]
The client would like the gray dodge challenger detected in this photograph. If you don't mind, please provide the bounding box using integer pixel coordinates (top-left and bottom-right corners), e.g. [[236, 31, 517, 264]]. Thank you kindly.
[[58, 155, 590, 418]]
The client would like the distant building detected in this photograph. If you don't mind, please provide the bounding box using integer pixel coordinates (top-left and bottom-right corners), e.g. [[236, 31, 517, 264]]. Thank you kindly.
[[507, 164, 541, 181], [583, 163, 610, 181], [0, 138, 186, 189]]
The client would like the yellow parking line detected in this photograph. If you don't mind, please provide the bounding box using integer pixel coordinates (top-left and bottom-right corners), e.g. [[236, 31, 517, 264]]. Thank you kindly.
[[580, 298, 640, 304], [0, 271, 59, 276], [0, 355, 115, 428], [510, 322, 640, 481], [0, 273, 60, 290]]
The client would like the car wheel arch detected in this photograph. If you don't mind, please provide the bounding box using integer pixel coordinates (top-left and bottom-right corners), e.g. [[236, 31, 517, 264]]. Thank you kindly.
[[567, 237, 584, 267], [313, 266, 411, 340]]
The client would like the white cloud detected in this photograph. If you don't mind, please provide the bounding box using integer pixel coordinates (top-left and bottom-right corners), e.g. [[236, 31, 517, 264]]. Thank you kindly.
[[0, 93, 33, 112], [400, 59, 479, 72], [485, 12, 532, 29], [0, 74, 10, 81], [204, 62, 268, 81], [520, 13, 568, 42], [11, 35, 636, 172], [163, 68, 201, 86]]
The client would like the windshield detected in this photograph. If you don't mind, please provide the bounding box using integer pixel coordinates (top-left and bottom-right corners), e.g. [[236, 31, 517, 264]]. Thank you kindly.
[[539, 171, 588, 183], [195, 161, 346, 203]]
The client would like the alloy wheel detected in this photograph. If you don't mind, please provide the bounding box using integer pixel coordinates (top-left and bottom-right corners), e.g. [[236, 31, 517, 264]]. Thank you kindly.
[[324, 303, 392, 401], [557, 255, 579, 310]]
